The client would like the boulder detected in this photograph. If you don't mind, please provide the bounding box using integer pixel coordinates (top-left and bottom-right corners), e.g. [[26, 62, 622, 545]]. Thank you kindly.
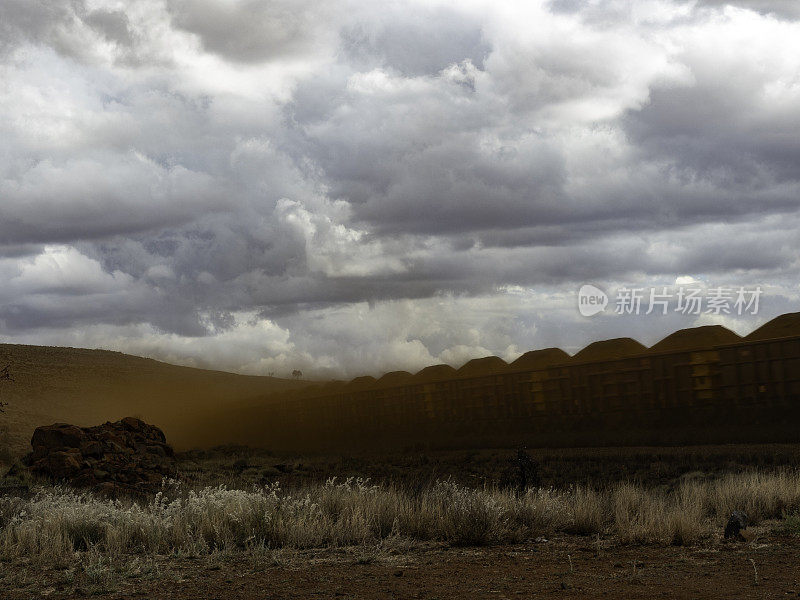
[[120, 416, 144, 431], [46, 450, 83, 478], [18, 418, 177, 496], [80, 440, 104, 458], [31, 423, 86, 450]]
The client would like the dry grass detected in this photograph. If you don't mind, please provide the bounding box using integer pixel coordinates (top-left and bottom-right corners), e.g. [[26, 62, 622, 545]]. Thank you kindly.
[[1, 471, 799, 564], [611, 483, 704, 544], [782, 512, 800, 535]]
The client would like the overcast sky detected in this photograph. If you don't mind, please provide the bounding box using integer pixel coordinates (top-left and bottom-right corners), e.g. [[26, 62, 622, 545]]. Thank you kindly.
[[1, 0, 799, 379]]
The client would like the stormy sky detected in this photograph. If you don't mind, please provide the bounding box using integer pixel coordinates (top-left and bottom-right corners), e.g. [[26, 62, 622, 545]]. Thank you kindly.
[[1, 0, 799, 379]]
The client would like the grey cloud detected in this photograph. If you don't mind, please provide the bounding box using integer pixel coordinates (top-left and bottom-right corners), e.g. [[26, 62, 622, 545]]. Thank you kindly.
[[0, 0, 131, 63], [0, 0, 73, 55], [0, 300, 207, 337], [84, 9, 134, 47], [166, 0, 338, 63], [547, 0, 585, 14], [1, 0, 799, 377], [286, 70, 571, 236], [625, 76, 800, 184], [341, 6, 489, 77], [0, 155, 227, 245], [695, 1, 800, 19], [550, 1, 800, 22], [0, 244, 45, 259]]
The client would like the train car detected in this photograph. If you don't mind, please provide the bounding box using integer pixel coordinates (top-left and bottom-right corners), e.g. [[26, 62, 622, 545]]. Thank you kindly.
[[717, 313, 800, 409], [374, 371, 413, 434], [643, 325, 742, 411], [452, 356, 510, 425], [253, 312, 800, 451], [506, 348, 571, 419], [408, 364, 458, 425], [564, 338, 648, 416]]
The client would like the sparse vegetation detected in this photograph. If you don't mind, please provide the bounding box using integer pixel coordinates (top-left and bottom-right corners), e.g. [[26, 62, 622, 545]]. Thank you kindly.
[[2, 470, 799, 565], [782, 512, 800, 535], [4, 440, 800, 596]]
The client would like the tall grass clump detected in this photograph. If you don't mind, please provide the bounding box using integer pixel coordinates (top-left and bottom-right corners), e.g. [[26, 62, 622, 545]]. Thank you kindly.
[[1, 470, 799, 562], [708, 472, 800, 524], [612, 482, 703, 545], [564, 485, 606, 535]]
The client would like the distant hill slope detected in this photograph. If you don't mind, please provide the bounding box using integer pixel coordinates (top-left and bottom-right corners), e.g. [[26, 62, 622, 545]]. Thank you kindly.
[[0, 344, 306, 458]]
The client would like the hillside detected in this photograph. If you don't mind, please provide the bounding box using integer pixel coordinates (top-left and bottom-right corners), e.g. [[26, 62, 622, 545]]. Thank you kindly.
[[0, 344, 306, 459]]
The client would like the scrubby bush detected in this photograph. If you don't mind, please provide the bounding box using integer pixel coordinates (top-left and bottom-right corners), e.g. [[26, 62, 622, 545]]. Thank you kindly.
[[1, 471, 799, 562]]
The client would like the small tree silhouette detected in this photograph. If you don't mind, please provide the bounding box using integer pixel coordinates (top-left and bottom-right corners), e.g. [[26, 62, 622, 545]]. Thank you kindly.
[[291, 369, 302, 379], [500, 446, 541, 494], [513, 447, 540, 492]]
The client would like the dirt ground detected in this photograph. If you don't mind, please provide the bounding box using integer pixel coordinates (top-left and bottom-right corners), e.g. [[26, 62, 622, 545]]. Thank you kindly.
[[3, 532, 798, 599], [4, 445, 800, 599]]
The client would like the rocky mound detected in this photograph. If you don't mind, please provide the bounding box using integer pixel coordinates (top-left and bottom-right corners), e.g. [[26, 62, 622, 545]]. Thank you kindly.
[[21, 417, 176, 496]]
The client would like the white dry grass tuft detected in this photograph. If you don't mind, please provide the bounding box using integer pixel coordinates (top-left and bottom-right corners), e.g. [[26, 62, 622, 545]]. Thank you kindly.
[[1, 471, 799, 563]]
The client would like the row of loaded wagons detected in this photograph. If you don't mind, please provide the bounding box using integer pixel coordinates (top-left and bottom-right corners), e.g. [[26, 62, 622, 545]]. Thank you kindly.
[[252, 313, 800, 448]]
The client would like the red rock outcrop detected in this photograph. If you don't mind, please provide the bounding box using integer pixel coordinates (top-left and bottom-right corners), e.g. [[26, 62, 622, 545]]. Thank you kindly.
[[23, 417, 176, 496]]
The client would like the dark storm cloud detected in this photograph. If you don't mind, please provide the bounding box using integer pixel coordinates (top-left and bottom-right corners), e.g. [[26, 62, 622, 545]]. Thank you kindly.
[[286, 16, 800, 248], [624, 57, 800, 183], [285, 64, 570, 236], [1, 0, 799, 376]]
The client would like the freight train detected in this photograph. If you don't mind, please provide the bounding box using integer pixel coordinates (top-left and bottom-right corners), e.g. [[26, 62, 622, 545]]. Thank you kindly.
[[233, 312, 800, 451]]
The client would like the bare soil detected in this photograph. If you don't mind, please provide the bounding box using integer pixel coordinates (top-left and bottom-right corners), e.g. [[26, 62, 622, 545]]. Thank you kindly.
[[0, 343, 304, 455], [3, 533, 798, 599]]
